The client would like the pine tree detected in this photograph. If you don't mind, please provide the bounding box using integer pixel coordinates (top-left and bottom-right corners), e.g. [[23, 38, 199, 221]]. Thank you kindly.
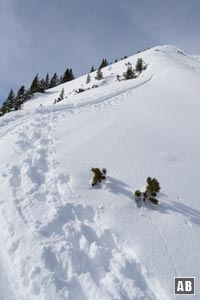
[[95, 68, 103, 80], [123, 65, 137, 80], [0, 105, 10, 115], [135, 58, 145, 73], [17, 85, 25, 97], [90, 66, 95, 72], [55, 88, 65, 103], [61, 68, 75, 83], [49, 73, 59, 88], [61, 69, 69, 83], [23, 89, 31, 102], [59, 88, 65, 100], [39, 78, 46, 93], [86, 73, 91, 84], [29, 74, 40, 94], [99, 58, 108, 69], [69, 68, 75, 80], [14, 85, 25, 110], [45, 73, 50, 89], [59, 75, 63, 84], [2, 89, 15, 110]]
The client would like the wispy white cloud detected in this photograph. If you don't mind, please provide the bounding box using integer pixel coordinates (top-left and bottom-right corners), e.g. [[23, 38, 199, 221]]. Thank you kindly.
[[113, 0, 200, 51]]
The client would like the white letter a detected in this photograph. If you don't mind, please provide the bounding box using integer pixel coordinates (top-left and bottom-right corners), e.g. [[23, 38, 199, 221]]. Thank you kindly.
[[177, 281, 184, 291]]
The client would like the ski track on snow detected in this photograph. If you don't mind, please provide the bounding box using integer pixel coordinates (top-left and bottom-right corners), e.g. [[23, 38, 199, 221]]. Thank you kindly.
[[34, 75, 153, 116], [116, 125, 180, 278]]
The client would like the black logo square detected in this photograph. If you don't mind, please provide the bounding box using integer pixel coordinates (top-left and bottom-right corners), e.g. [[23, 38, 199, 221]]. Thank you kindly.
[[174, 277, 195, 295]]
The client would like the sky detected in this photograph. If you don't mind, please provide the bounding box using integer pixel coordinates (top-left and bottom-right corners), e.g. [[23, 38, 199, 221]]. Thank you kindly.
[[0, 0, 199, 102]]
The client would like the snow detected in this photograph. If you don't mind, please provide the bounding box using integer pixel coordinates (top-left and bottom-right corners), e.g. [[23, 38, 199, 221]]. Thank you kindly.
[[0, 45, 200, 299]]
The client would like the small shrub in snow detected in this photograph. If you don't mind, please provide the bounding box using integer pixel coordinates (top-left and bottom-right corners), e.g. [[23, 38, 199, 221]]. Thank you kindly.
[[54, 88, 65, 104], [116, 74, 121, 81], [146, 177, 160, 196], [135, 58, 147, 73], [134, 177, 160, 205], [91, 168, 107, 186], [76, 88, 85, 94], [135, 190, 141, 197], [177, 50, 186, 56], [123, 65, 137, 80]]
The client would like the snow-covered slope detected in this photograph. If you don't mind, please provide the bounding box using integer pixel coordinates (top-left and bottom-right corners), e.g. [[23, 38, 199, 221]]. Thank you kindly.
[[0, 45, 200, 299]]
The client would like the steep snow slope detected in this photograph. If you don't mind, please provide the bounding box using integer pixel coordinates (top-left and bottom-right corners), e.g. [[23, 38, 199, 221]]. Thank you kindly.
[[0, 45, 200, 299]]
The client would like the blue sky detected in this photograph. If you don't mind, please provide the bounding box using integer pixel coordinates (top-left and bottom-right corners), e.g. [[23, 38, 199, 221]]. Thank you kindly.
[[0, 0, 199, 102]]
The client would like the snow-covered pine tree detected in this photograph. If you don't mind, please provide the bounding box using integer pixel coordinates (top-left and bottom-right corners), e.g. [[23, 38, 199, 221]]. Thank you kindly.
[[86, 73, 91, 84], [95, 68, 103, 80], [55, 88, 65, 103]]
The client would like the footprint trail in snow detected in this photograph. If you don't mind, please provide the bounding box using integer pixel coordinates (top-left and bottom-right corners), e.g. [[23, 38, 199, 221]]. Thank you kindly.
[[0, 111, 167, 299]]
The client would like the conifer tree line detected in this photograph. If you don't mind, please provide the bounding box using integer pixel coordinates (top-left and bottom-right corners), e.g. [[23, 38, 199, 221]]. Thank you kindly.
[[0, 53, 147, 116], [0, 68, 75, 116], [0, 57, 110, 115]]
